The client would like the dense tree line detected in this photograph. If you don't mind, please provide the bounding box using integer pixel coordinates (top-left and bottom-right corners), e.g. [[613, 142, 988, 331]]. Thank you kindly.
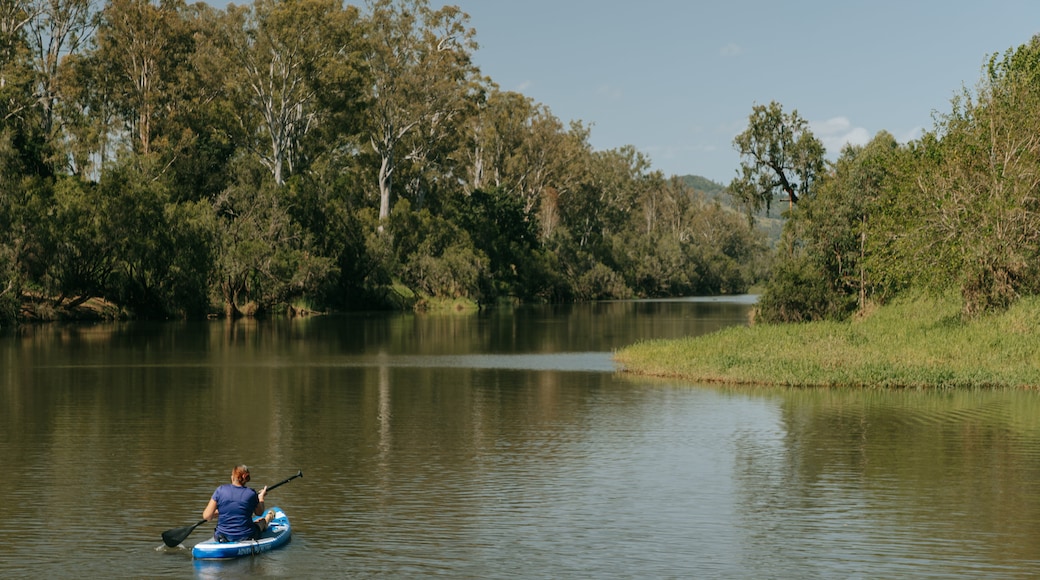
[[742, 35, 1040, 322], [0, 0, 766, 325]]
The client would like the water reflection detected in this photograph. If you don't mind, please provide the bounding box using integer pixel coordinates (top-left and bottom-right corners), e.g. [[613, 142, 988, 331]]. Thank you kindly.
[[733, 387, 1040, 577], [4, 300, 1040, 578]]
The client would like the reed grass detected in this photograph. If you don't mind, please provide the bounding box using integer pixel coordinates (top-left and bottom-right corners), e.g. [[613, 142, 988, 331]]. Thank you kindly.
[[614, 292, 1040, 389]]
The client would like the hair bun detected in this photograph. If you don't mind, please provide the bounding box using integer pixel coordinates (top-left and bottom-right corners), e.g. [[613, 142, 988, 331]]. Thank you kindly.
[[232, 464, 251, 484]]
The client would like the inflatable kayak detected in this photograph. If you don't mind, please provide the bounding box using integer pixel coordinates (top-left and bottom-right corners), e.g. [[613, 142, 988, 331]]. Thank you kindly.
[[192, 507, 291, 560]]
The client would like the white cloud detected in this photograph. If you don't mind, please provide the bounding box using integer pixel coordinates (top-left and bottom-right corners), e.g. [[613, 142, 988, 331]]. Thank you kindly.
[[810, 116, 870, 155], [810, 118, 928, 155], [898, 126, 924, 143]]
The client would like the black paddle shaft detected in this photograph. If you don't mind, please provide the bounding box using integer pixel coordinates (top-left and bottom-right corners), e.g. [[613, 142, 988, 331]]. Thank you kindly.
[[265, 470, 303, 492]]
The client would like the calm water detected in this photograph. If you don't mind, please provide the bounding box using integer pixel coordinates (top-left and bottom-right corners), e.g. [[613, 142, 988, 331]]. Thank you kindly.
[[3, 297, 1040, 578]]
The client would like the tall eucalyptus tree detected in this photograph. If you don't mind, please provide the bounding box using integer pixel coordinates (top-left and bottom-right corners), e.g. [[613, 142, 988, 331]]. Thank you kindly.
[[217, 0, 362, 185], [362, 0, 479, 223], [729, 101, 825, 218], [462, 88, 591, 234], [25, 0, 96, 161], [0, 0, 38, 325], [94, 0, 191, 156], [0, 0, 35, 124]]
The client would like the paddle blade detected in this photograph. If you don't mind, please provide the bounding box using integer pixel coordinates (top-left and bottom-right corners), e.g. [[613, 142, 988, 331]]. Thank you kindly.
[[162, 520, 206, 547]]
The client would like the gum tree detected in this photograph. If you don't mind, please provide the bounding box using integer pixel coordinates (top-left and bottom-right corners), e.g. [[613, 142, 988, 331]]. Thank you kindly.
[[362, 0, 478, 223], [25, 0, 96, 157], [728, 101, 825, 218], [217, 0, 363, 185]]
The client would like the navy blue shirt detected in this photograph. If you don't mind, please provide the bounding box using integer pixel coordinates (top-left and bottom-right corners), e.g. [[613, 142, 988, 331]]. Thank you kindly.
[[212, 484, 259, 541]]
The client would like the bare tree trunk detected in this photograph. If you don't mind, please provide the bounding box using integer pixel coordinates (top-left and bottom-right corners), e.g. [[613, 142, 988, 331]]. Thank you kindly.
[[378, 152, 392, 222], [222, 278, 244, 318], [859, 227, 866, 310]]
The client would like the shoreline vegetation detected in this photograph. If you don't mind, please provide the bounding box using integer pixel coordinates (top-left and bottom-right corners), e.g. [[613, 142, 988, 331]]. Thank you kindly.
[[613, 293, 1040, 389], [12, 288, 479, 323], [0, 1, 769, 330]]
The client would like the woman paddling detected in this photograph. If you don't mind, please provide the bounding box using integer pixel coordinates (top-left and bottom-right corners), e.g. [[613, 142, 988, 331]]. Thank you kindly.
[[202, 465, 275, 542]]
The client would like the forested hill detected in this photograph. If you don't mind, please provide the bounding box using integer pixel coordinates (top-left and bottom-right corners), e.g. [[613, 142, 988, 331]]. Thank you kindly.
[[679, 176, 784, 245], [680, 175, 727, 199], [0, 0, 770, 325]]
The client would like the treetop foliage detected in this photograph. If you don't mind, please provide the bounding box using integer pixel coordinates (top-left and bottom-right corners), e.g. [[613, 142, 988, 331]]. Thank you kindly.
[[729, 101, 825, 218]]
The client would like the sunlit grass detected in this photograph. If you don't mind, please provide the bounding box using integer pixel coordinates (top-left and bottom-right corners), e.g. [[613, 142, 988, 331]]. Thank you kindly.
[[614, 293, 1040, 389]]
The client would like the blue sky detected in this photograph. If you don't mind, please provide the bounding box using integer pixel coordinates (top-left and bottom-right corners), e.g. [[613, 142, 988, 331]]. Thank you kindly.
[[458, 1, 1040, 183]]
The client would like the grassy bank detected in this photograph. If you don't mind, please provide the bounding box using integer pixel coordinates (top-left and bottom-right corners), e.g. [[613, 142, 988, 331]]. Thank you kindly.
[[614, 293, 1040, 389]]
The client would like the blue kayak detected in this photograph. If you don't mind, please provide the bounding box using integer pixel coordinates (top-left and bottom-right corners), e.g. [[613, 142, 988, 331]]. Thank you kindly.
[[191, 507, 291, 560]]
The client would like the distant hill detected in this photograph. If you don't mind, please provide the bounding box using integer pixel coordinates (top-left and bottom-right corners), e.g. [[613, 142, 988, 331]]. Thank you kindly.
[[680, 175, 727, 198], [678, 175, 785, 246]]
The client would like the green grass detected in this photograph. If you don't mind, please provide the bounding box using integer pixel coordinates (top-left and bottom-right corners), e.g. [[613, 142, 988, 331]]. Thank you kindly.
[[614, 292, 1040, 389]]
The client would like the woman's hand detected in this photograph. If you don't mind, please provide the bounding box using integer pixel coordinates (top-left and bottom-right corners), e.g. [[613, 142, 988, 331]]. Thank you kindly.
[[253, 486, 270, 516]]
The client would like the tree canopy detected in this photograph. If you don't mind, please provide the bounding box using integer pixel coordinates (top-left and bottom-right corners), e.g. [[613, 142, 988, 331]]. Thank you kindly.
[[0, 0, 766, 325], [729, 101, 825, 218], [751, 34, 1040, 322]]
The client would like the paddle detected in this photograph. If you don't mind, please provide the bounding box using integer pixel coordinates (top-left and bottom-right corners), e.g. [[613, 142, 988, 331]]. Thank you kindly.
[[267, 470, 304, 492], [162, 519, 208, 548], [161, 470, 303, 547]]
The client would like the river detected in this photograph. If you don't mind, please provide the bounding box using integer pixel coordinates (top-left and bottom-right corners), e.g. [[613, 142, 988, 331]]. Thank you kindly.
[[2, 296, 1040, 578]]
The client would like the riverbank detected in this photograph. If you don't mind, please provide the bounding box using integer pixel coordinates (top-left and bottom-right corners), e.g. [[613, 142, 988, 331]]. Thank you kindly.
[[7, 283, 478, 326], [614, 293, 1040, 389]]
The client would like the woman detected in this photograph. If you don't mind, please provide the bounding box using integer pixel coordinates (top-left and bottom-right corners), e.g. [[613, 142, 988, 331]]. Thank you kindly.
[[202, 465, 275, 542]]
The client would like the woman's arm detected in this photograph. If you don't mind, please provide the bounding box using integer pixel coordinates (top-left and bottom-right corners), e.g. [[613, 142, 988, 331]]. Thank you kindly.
[[254, 486, 268, 516], [202, 498, 219, 521]]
